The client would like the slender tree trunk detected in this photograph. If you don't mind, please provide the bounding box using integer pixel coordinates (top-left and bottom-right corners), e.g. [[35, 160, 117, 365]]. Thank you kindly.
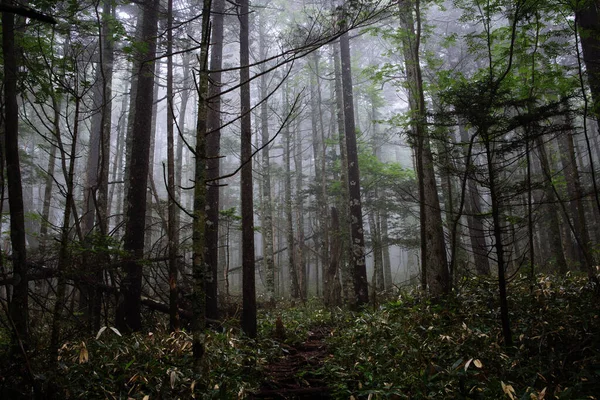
[[294, 118, 306, 301], [144, 58, 161, 252], [534, 136, 568, 272], [258, 12, 276, 303], [339, 30, 369, 306], [458, 125, 490, 276], [40, 111, 58, 254], [558, 113, 594, 274], [314, 51, 330, 296], [51, 96, 82, 351], [116, 0, 159, 333], [325, 207, 342, 306], [484, 137, 513, 347], [240, 0, 257, 338], [166, 0, 180, 332], [380, 213, 393, 290], [283, 90, 299, 299]]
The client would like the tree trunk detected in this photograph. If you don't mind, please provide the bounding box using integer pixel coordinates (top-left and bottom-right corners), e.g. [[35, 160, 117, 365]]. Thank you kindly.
[[3, 6, 29, 346], [258, 12, 276, 303], [332, 41, 353, 302], [240, 0, 257, 338], [558, 113, 594, 274], [399, 0, 449, 296], [458, 125, 490, 275], [534, 136, 568, 272], [294, 117, 306, 301], [166, 0, 180, 332], [283, 89, 300, 299], [116, 0, 159, 333], [204, 0, 225, 321], [576, 0, 600, 126], [339, 30, 369, 307], [51, 95, 82, 351]]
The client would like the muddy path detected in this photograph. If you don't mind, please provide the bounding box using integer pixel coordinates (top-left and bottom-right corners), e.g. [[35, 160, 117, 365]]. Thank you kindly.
[[249, 326, 333, 399]]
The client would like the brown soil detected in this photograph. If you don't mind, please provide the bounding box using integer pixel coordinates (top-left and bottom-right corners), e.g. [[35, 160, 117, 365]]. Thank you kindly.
[[249, 326, 333, 399]]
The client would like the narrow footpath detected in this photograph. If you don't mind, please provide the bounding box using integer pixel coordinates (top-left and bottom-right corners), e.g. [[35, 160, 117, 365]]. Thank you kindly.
[[250, 326, 332, 399]]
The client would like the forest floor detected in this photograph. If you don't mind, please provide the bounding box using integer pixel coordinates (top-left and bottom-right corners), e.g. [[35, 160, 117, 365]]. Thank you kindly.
[[1, 273, 599, 399], [250, 325, 332, 399]]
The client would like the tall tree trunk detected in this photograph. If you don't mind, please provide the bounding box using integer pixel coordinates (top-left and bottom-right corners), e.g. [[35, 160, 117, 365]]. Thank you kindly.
[[484, 137, 513, 346], [458, 125, 490, 275], [332, 41, 353, 302], [258, 12, 276, 302], [191, 0, 212, 368], [294, 117, 306, 301], [240, 0, 257, 338], [116, 0, 159, 333], [205, 0, 225, 321], [399, 0, 449, 296], [50, 95, 82, 351], [40, 110, 58, 254], [576, 0, 600, 126], [314, 51, 330, 296], [534, 136, 568, 272], [339, 30, 369, 306], [3, 6, 29, 346], [144, 57, 162, 252], [283, 89, 300, 299], [558, 113, 594, 274], [166, 0, 180, 332]]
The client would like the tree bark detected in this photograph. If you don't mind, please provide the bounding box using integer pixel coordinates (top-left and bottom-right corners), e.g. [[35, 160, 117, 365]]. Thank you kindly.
[[258, 11, 276, 303], [399, 0, 449, 296], [117, 0, 159, 333], [339, 30, 369, 307], [205, 0, 225, 321], [3, 5, 29, 346], [332, 41, 353, 302], [240, 0, 257, 338]]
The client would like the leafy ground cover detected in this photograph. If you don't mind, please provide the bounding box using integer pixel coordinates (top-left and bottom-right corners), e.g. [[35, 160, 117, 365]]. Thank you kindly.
[[1, 274, 598, 399]]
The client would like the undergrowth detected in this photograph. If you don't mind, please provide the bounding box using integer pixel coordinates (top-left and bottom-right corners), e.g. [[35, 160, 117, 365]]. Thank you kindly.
[[323, 274, 600, 399], [1, 273, 598, 399]]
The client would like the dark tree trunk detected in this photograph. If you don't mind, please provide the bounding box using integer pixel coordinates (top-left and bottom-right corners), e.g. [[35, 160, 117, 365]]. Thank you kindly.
[[534, 136, 568, 272], [166, 0, 180, 332], [116, 0, 159, 333], [558, 113, 594, 274], [240, 0, 257, 338], [576, 0, 600, 123], [339, 30, 369, 307], [205, 0, 225, 322], [3, 6, 29, 346], [191, 0, 212, 367]]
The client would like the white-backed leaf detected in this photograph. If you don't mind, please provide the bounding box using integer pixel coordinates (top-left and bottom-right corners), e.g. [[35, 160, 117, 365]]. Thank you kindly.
[[110, 327, 122, 337], [96, 326, 107, 340], [464, 358, 473, 371]]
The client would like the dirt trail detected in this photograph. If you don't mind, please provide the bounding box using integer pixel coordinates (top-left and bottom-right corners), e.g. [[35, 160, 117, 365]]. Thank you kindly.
[[250, 326, 332, 399]]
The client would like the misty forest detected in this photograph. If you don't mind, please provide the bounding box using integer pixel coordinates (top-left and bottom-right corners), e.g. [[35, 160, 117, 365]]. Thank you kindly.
[[1, 0, 599, 398]]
